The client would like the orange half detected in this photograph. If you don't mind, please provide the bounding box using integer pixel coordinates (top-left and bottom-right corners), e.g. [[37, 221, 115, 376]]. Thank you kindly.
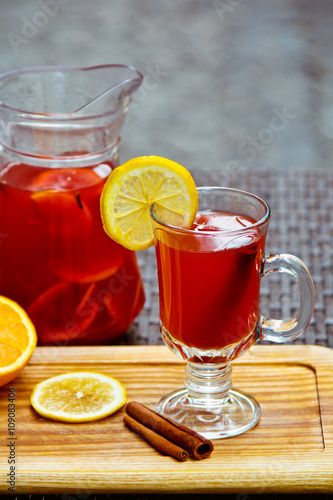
[[0, 296, 37, 387]]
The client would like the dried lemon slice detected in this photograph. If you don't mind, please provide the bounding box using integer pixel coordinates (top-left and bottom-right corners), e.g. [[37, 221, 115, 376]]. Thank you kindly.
[[100, 156, 198, 251], [30, 372, 126, 422]]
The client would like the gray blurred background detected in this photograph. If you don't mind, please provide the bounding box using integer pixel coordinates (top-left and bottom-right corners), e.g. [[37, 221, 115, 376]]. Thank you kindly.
[[0, 0, 332, 171]]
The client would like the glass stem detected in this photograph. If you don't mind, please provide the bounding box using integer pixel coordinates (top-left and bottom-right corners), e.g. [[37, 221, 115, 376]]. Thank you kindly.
[[185, 362, 233, 404]]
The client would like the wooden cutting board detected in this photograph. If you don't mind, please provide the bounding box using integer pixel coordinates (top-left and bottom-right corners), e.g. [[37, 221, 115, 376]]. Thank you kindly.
[[0, 344, 332, 495]]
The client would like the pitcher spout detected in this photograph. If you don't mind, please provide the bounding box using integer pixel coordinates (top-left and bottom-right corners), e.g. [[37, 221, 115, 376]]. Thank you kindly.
[[73, 64, 143, 116], [0, 64, 143, 163], [0, 64, 143, 116]]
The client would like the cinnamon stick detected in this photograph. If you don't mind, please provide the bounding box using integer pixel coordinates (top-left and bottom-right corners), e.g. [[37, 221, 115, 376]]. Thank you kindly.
[[123, 414, 188, 461], [124, 401, 214, 460]]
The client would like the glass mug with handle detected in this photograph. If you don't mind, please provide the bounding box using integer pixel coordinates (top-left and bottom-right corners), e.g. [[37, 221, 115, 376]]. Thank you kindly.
[[150, 186, 315, 439]]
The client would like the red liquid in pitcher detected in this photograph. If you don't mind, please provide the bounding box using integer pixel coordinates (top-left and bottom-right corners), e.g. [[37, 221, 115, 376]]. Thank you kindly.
[[0, 161, 145, 345], [155, 211, 265, 351]]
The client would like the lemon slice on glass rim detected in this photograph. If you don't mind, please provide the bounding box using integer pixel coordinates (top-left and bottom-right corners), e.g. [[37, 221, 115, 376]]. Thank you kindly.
[[30, 371, 127, 423], [100, 156, 198, 251]]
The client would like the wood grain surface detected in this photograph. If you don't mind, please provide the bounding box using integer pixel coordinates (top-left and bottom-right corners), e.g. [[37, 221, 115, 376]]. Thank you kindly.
[[0, 345, 332, 494]]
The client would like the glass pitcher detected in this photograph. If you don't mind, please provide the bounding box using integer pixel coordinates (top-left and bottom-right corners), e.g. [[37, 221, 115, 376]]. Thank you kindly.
[[0, 65, 145, 345]]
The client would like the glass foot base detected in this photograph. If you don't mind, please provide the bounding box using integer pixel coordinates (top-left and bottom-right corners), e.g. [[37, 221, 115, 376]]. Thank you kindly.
[[156, 387, 261, 439]]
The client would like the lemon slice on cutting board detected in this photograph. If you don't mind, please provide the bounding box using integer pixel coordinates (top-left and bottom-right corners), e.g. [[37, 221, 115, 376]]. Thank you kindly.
[[100, 156, 198, 251], [30, 371, 126, 422], [0, 295, 37, 387]]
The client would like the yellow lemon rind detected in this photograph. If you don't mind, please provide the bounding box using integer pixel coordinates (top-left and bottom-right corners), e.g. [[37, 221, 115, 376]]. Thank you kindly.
[[100, 156, 198, 251]]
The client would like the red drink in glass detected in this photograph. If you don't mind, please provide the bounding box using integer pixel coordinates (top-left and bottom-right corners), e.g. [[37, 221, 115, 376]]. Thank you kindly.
[[0, 161, 145, 345], [155, 210, 266, 353]]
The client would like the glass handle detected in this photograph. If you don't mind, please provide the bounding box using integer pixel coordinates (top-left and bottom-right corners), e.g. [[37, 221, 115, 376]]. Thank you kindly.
[[259, 253, 315, 342]]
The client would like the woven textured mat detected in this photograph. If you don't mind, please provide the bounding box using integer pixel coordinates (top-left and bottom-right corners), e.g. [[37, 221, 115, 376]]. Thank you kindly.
[[118, 168, 333, 349]]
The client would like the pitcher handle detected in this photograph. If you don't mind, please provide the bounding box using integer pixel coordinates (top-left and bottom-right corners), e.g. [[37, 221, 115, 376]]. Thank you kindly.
[[259, 253, 315, 342]]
